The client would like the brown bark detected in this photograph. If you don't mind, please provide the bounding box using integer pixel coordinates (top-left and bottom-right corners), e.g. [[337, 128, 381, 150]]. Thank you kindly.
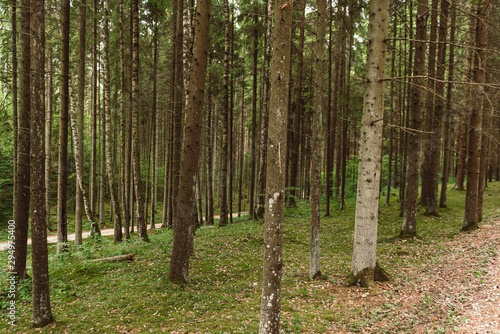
[[401, 0, 428, 238], [463, 0, 490, 231], [90, 254, 134, 262], [168, 0, 211, 283], [249, 14, 259, 218], [45, 47, 53, 232], [310, 0, 327, 279], [131, 0, 149, 242], [219, 0, 230, 227], [12, 0, 18, 216], [104, 0, 123, 242], [13, 0, 30, 279], [420, 0, 438, 210], [258, 0, 292, 331], [56, 0, 70, 254], [439, 0, 455, 208], [31, 0, 54, 325]]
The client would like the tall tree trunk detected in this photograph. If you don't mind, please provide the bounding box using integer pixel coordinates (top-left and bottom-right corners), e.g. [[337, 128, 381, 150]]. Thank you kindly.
[[103, 0, 123, 242], [454, 5, 475, 191], [310, 0, 326, 280], [119, 0, 130, 239], [168, 0, 211, 283], [238, 76, 245, 216], [255, 0, 272, 220], [249, 14, 259, 219], [75, 0, 87, 247], [349, 0, 390, 287], [12, 0, 18, 216], [219, 0, 230, 227], [463, 0, 490, 231], [439, 0, 455, 208], [258, 0, 292, 331], [170, 0, 184, 228], [325, 0, 334, 216], [31, 0, 54, 325], [13, 0, 30, 279], [131, 0, 149, 241], [56, 0, 70, 253], [151, 16, 159, 230], [401, 0, 428, 238], [90, 0, 98, 217], [206, 83, 214, 225], [420, 0, 438, 210], [424, 0, 449, 215], [289, 4, 306, 208], [45, 47, 53, 232]]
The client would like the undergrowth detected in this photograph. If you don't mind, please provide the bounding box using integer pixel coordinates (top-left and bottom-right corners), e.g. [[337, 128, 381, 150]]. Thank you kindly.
[[0, 181, 499, 333]]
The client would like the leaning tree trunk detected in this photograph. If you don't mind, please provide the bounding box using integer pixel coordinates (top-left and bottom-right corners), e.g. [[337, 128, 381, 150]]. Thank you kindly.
[[348, 0, 391, 287], [168, 0, 211, 283], [31, 0, 54, 325], [463, 0, 490, 231], [258, 0, 292, 332], [401, 0, 428, 238]]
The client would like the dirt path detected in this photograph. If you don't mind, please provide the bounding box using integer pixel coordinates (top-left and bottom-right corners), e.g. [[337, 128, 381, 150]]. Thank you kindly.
[[0, 213, 247, 252], [457, 223, 500, 333]]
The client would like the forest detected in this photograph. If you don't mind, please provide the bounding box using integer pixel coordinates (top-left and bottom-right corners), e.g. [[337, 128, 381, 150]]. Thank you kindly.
[[0, 0, 499, 331]]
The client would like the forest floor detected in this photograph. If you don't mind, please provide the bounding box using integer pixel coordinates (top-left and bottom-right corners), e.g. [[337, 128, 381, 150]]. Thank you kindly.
[[1, 182, 500, 333]]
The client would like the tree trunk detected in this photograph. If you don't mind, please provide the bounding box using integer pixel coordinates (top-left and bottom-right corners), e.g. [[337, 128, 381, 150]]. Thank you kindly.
[[219, 0, 230, 227], [74, 0, 87, 247], [170, 0, 184, 228], [454, 6, 475, 191], [168, 0, 211, 283], [439, 0, 455, 208], [289, 4, 306, 208], [258, 1, 292, 332], [130, 0, 148, 241], [420, 0, 438, 211], [349, 0, 390, 287], [13, 0, 30, 279], [103, 0, 123, 242], [401, 0, 428, 238], [119, 0, 130, 239], [463, 0, 490, 231], [249, 14, 259, 219], [238, 76, 245, 217], [12, 0, 18, 217], [45, 47, 53, 232], [151, 16, 159, 230], [310, 0, 326, 280], [255, 0, 272, 220], [56, 0, 70, 253], [31, 0, 54, 325]]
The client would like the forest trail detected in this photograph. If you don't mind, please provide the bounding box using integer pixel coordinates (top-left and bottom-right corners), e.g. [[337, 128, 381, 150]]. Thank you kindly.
[[0, 212, 247, 252]]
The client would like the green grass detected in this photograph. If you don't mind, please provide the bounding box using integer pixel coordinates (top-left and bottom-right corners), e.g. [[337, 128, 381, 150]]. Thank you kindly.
[[1, 181, 499, 333]]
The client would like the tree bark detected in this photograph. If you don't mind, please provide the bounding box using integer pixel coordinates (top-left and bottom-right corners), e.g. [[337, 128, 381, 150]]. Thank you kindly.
[[75, 0, 87, 247], [463, 0, 490, 231], [439, 0, 455, 208], [420, 0, 438, 211], [310, 0, 327, 280], [151, 16, 159, 230], [168, 0, 211, 283], [131, 0, 149, 242], [12, 0, 18, 217], [31, 0, 54, 325], [349, 0, 390, 286], [249, 14, 259, 219], [56, 0, 70, 254], [103, 0, 123, 242], [401, 0, 428, 238], [45, 47, 53, 232], [13, 0, 30, 279], [219, 0, 230, 227], [258, 0, 292, 332]]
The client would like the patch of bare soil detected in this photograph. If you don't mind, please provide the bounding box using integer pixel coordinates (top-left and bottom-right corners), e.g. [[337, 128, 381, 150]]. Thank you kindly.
[[317, 220, 500, 333]]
